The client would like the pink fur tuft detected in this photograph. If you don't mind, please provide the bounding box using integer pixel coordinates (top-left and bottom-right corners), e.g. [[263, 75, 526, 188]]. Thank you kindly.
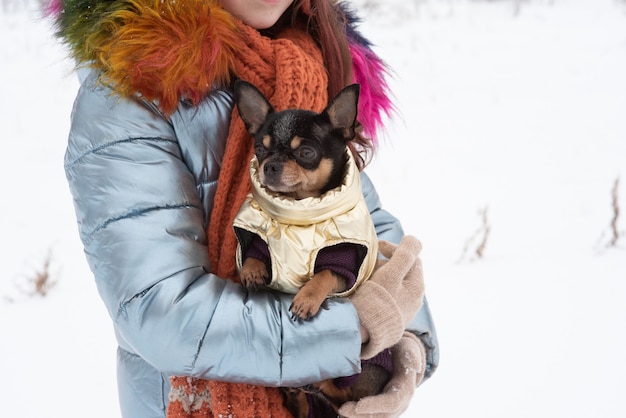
[[350, 43, 396, 142], [43, 0, 62, 18]]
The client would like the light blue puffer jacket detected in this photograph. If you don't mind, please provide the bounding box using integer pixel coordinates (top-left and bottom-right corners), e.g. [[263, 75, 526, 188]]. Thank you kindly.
[[64, 69, 438, 417]]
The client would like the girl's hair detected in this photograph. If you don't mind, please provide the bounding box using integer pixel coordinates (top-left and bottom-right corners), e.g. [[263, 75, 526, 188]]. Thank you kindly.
[[263, 0, 373, 169]]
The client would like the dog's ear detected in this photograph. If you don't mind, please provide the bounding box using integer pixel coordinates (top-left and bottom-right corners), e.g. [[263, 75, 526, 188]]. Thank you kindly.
[[234, 80, 274, 136], [322, 84, 360, 141]]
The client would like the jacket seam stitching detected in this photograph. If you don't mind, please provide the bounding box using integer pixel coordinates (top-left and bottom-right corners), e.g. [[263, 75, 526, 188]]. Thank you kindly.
[[64, 136, 177, 167], [85, 203, 200, 238]]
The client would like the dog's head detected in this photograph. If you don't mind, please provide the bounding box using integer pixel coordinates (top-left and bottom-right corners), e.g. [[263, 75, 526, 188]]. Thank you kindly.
[[234, 80, 360, 200]]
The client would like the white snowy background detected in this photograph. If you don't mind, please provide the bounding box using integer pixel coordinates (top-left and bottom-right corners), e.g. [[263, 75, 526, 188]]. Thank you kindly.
[[1, 0, 625, 416]]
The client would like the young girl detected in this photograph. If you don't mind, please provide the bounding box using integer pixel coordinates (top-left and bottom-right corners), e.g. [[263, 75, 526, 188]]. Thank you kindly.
[[45, 0, 439, 416]]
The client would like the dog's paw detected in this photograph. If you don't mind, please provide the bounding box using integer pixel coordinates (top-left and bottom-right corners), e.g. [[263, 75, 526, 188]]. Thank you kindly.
[[240, 273, 266, 291], [289, 291, 326, 321], [240, 258, 269, 291]]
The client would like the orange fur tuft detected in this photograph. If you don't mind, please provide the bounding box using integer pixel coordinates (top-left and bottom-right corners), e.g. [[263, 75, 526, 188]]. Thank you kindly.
[[98, 0, 240, 114]]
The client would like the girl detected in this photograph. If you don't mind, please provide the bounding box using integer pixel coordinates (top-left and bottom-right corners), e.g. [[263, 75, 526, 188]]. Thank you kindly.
[[45, 0, 438, 416]]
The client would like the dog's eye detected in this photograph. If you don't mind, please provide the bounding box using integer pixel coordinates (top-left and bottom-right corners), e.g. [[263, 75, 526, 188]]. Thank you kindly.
[[295, 146, 318, 162]]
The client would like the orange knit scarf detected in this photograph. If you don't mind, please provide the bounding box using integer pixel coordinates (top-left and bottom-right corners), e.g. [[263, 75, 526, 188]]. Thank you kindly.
[[167, 23, 329, 418]]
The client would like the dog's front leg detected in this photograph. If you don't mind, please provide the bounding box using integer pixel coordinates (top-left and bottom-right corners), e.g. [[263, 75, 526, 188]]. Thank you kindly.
[[289, 270, 346, 320], [239, 257, 269, 291]]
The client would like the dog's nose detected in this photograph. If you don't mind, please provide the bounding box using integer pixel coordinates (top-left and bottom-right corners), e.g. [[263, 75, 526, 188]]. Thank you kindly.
[[264, 161, 282, 178]]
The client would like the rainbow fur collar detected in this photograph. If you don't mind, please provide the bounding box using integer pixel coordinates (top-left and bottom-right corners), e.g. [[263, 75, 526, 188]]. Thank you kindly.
[[44, 0, 394, 136]]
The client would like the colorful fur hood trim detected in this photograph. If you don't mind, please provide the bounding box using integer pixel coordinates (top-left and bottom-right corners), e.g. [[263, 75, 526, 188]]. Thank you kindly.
[[44, 0, 394, 136], [46, 0, 240, 114]]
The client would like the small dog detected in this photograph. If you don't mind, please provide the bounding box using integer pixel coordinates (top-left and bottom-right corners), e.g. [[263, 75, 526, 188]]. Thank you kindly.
[[232, 79, 378, 321], [232, 80, 391, 417]]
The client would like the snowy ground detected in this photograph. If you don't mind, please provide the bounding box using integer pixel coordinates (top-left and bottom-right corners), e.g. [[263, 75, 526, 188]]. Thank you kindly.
[[1, 0, 625, 416]]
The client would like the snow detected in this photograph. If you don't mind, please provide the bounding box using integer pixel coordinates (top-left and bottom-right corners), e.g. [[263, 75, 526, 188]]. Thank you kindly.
[[1, 0, 625, 416]]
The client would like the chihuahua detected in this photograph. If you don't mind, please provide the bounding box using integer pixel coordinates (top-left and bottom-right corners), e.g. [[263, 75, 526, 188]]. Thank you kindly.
[[233, 79, 375, 321], [232, 80, 391, 417]]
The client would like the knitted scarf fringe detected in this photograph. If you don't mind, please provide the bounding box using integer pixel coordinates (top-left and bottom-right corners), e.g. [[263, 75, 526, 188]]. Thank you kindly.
[[168, 377, 291, 418]]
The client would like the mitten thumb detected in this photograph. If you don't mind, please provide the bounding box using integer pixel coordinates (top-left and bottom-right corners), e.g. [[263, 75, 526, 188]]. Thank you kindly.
[[374, 236, 422, 291]]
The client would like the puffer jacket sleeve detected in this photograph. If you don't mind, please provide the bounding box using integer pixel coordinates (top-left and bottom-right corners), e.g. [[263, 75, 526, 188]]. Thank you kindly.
[[64, 70, 361, 387], [360, 172, 440, 379]]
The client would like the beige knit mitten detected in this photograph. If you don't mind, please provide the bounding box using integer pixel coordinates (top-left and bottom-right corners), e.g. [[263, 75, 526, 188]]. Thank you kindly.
[[350, 235, 425, 359], [338, 332, 426, 418]]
